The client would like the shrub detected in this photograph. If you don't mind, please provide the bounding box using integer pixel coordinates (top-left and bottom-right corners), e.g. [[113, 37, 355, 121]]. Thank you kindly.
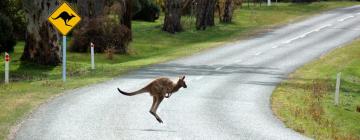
[[0, 13, 16, 53], [70, 17, 131, 54], [104, 46, 115, 60], [132, 0, 160, 22]]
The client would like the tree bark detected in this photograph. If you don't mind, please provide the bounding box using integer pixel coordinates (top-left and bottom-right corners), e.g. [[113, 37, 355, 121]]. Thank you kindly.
[[122, 0, 132, 30], [218, 0, 234, 23], [195, 0, 216, 30], [163, 0, 182, 33], [77, 0, 106, 20], [21, 0, 61, 65]]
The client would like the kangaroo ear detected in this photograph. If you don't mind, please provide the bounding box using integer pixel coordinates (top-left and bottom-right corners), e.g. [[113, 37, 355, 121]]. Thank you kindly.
[[181, 76, 185, 80]]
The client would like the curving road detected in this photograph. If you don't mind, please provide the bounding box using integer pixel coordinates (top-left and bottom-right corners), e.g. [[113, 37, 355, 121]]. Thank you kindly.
[[14, 6, 360, 140]]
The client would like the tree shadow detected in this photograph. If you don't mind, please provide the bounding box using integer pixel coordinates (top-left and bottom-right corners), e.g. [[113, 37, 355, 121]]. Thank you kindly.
[[127, 63, 284, 79], [10, 61, 58, 82]]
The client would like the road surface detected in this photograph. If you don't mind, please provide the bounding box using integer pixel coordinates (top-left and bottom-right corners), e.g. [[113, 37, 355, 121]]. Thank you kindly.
[[14, 6, 360, 140]]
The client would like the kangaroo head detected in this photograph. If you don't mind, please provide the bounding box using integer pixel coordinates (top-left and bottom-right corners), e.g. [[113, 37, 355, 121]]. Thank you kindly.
[[178, 76, 187, 88], [70, 14, 75, 18]]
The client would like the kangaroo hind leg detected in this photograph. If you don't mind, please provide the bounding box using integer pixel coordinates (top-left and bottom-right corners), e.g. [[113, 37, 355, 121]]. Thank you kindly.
[[150, 96, 164, 123]]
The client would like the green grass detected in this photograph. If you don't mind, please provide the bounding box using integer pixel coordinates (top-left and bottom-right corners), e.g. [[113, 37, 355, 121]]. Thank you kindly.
[[0, 2, 360, 140], [271, 39, 360, 140]]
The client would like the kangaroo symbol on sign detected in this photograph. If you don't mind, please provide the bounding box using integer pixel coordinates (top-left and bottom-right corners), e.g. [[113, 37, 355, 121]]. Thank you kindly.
[[52, 11, 75, 27]]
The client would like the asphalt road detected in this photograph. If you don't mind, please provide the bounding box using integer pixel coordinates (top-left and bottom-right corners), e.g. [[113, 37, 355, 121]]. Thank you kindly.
[[14, 6, 360, 140]]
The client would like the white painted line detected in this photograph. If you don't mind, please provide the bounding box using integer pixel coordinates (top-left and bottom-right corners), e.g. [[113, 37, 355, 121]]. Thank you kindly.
[[283, 25, 330, 44], [254, 52, 262, 56], [215, 66, 225, 71], [282, 37, 299, 44], [314, 24, 332, 32], [337, 15, 354, 22], [271, 45, 279, 48], [299, 31, 314, 38]]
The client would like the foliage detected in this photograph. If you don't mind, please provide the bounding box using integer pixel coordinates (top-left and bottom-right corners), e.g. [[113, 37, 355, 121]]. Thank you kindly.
[[132, 0, 160, 22], [0, 13, 16, 53], [292, 0, 317, 3], [154, 0, 165, 10], [0, 0, 25, 40], [70, 16, 131, 54], [105, 47, 116, 60]]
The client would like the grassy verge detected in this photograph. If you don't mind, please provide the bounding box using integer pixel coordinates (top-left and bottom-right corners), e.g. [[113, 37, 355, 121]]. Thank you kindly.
[[0, 2, 359, 139], [271, 39, 360, 140]]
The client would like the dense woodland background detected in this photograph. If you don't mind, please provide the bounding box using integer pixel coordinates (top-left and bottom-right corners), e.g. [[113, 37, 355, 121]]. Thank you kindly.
[[0, 0, 355, 66]]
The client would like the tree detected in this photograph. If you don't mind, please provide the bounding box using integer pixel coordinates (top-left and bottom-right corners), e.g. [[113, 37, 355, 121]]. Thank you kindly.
[[218, 0, 235, 23], [70, 0, 132, 54], [77, 0, 106, 20], [0, 0, 26, 40], [123, 0, 132, 29], [163, 0, 183, 33], [0, 13, 16, 53], [195, 0, 216, 30], [292, 0, 316, 3], [21, 0, 61, 65], [132, 0, 160, 22]]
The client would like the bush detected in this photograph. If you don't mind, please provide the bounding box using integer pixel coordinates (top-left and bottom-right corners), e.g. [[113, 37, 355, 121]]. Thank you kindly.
[[132, 0, 160, 22], [70, 17, 132, 54], [0, 13, 16, 53]]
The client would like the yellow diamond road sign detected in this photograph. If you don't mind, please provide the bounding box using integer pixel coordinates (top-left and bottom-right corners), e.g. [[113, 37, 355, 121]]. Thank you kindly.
[[48, 2, 81, 36]]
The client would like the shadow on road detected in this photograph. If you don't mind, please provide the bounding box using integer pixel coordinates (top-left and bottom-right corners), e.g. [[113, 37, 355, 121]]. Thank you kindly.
[[128, 63, 285, 79]]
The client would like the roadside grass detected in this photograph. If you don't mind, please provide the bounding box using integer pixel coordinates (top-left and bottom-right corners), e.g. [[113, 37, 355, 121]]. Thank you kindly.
[[271, 39, 360, 140], [0, 2, 359, 139]]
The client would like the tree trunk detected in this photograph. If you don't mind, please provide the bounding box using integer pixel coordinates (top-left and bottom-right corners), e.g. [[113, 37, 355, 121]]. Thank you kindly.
[[77, 0, 106, 20], [195, 0, 216, 30], [21, 0, 61, 65], [122, 0, 132, 30], [163, 0, 182, 33], [219, 0, 234, 23]]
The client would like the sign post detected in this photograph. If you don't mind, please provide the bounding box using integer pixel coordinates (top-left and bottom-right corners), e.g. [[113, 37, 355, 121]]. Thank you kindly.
[[4, 52, 10, 84], [48, 2, 81, 82], [62, 36, 67, 81], [90, 42, 95, 70]]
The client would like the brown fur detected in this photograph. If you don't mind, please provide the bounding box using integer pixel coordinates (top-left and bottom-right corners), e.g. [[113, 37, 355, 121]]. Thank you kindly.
[[117, 76, 187, 123]]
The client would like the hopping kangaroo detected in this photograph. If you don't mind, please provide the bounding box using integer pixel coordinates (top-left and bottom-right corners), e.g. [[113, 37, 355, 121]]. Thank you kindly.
[[117, 76, 187, 123]]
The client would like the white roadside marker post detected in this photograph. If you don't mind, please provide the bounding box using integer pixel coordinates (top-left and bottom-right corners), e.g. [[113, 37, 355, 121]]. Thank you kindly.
[[267, 0, 271, 6], [335, 72, 341, 106], [62, 36, 67, 82], [90, 42, 95, 70], [4, 52, 10, 84]]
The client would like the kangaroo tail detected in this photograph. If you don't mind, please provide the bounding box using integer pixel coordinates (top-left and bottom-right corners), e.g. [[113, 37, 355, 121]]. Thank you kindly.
[[117, 87, 147, 96], [52, 17, 58, 20]]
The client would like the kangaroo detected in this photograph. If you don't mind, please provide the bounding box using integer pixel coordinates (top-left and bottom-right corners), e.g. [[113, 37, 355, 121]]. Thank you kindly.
[[117, 76, 187, 123], [52, 11, 75, 27]]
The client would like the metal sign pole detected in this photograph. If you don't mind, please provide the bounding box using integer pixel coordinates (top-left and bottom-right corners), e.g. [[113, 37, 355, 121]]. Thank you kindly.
[[63, 36, 67, 82], [91, 42, 95, 70], [5, 52, 9, 84]]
